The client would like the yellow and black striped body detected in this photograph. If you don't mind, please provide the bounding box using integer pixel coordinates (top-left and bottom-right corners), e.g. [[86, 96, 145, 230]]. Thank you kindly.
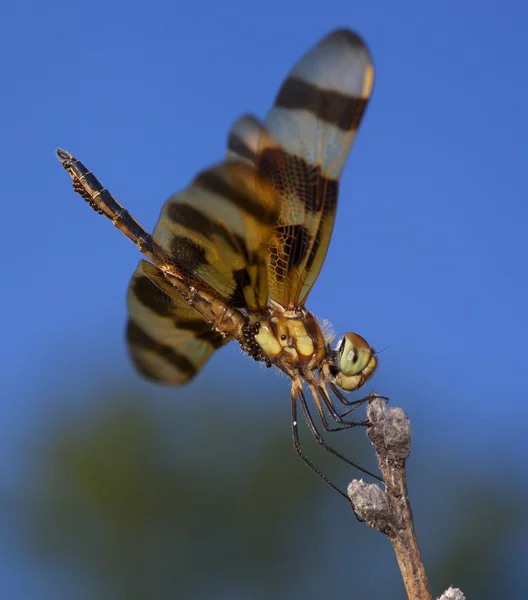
[[254, 306, 327, 377]]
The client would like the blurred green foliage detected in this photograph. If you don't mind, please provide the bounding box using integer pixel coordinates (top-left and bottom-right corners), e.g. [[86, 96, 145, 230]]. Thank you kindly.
[[15, 381, 527, 600]]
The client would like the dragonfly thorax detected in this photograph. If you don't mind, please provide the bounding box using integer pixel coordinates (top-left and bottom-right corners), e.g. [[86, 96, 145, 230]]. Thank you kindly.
[[252, 307, 327, 376], [247, 306, 377, 392]]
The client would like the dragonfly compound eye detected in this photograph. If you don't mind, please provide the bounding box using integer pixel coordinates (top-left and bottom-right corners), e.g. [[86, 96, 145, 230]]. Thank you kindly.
[[338, 332, 372, 376]]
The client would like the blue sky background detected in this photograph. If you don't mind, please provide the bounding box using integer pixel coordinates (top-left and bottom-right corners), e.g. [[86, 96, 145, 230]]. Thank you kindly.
[[1, 0, 527, 597]]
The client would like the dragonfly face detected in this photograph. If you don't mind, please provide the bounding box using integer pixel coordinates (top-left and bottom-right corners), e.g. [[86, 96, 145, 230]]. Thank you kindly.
[[57, 28, 383, 500], [328, 332, 378, 392]]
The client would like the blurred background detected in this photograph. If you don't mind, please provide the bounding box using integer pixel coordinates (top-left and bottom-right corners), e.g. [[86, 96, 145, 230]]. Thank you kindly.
[[1, 1, 527, 598]]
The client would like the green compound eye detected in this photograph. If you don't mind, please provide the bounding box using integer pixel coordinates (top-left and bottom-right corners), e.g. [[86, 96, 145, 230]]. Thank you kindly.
[[337, 332, 373, 376]]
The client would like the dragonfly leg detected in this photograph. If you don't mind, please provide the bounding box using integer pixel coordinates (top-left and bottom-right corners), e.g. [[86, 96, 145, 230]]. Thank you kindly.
[[312, 384, 369, 429], [327, 383, 389, 418], [298, 387, 383, 483], [290, 388, 350, 501], [328, 382, 388, 408]]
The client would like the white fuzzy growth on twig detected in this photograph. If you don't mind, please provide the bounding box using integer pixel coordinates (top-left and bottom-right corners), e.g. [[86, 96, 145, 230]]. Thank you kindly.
[[437, 587, 466, 600]]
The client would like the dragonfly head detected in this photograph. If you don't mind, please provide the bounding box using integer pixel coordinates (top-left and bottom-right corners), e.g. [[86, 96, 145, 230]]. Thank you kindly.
[[332, 332, 377, 391]]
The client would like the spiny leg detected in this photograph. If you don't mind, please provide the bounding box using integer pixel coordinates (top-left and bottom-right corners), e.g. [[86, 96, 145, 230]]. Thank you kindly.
[[291, 389, 349, 501], [299, 387, 383, 483], [328, 382, 376, 412], [328, 382, 389, 418], [312, 384, 368, 429], [328, 381, 369, 408]]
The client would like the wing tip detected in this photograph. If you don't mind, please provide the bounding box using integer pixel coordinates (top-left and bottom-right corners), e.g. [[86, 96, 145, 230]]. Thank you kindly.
[[322, 28, 373, 68], [326, 28, 365, 46]]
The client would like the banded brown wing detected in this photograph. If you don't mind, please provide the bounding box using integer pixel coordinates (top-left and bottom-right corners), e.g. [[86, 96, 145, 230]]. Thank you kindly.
[[151, 160, 279, 314], [126, 160, 280, 383], [127, 260, 229, 384], [227, 114, 267, 167], [258, 28, 374, 307]]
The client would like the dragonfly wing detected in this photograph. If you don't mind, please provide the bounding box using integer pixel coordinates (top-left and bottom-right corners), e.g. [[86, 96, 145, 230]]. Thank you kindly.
[[260, 29, 374, 306], [127, 260, 230, 384], [153, 161, 279, 314]]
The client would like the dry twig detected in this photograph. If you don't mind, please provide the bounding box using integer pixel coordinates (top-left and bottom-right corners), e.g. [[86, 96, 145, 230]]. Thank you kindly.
[[348, 396, 464, 600]]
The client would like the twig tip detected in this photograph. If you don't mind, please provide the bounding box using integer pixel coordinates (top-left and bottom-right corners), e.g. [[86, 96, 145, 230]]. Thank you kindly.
[[367, 399, 411, 463]]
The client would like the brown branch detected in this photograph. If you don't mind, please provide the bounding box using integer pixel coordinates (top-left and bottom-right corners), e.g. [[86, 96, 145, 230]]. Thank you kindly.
[[348, 396, 464, 600]]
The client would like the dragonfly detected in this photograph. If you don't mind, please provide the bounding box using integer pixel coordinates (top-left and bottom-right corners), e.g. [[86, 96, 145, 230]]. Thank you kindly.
[[57, 28, 382, 500]]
